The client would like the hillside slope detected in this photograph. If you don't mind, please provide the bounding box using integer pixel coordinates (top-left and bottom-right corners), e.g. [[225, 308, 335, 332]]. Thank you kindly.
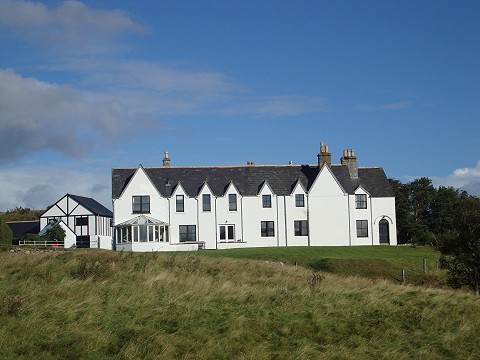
[[0, 250, 478, 359]]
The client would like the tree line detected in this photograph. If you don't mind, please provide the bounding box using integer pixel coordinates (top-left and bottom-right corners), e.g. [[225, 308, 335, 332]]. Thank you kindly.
[[390, 178, 480, 295]]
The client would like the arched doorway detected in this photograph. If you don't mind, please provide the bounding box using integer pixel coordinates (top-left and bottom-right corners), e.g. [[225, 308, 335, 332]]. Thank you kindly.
[[379, 219, 390, 244]]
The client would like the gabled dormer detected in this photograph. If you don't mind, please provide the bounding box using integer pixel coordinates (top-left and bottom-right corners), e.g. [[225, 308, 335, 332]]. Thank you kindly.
[[171, 182, 188, 213], [290, 179, 307, 208], [353, 185, 370, 210], [224, 181, 240, 212], [257, 180, 275, 209], [198, 182, 215, 212]]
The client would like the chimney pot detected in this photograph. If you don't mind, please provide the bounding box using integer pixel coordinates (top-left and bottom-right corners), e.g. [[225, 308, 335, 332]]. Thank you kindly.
[[163, 151, 171, 167], [318, 141, 331, 167]]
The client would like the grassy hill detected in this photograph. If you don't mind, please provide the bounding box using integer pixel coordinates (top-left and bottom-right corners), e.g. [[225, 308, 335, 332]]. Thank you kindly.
[[196, 246, 443, 285], [1, 249, 478, 359]]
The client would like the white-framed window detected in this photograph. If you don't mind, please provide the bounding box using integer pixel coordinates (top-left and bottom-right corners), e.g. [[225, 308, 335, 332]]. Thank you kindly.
[[117, 225, 169, 244], [179, 225, 196, 242], [176, 195, 184, 212], [261, 221, 275, 237], [294, 220, 308, 236], [295, 194, 305, 207], [202, 194, 211, 212], [356, 220, 368, 237], [132, 195, 150, 213], [355, 194, 367, 209], [229, 194, 237, 211], [262, 195, 272, 208], [219, 225, 235, 241]]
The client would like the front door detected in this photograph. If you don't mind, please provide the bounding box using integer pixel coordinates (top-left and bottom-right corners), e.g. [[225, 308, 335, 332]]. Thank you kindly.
[[379, 219, 390, 244], [76, 236, 90, 248]]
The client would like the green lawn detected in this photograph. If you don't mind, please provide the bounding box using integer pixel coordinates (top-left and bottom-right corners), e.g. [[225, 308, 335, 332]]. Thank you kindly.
[[194, 246, 442, 284]]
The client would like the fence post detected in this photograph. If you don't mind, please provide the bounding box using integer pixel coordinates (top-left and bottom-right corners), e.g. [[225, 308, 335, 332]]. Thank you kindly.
[[423, 258, 427, 273], [401, 268, 405, 284]]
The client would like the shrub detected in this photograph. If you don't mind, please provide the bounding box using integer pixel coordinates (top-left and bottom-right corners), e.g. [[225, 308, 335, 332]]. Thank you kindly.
[[0, 218, 13, 246]]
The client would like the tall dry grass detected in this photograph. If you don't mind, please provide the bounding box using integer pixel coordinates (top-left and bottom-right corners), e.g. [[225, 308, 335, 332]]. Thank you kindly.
[[0, 250, 478, 359]]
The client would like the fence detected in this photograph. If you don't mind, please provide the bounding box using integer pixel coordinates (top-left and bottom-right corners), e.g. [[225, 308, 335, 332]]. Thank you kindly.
[[18, 240, 65, 248]]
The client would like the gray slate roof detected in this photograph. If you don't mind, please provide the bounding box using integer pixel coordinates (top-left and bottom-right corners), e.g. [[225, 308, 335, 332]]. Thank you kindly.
[[112, 165, 394, 199], [68, 194, 113, 217]]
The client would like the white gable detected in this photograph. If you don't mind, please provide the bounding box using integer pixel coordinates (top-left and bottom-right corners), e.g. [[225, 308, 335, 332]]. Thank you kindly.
[[290, 180, 306, 195], [198, 182, 215, 197], [171, 182, 187, 197], [309, 164, 346, 196], [224, 181, 240, 196], [258, 181, 274, 196], [119, 165, 162, 199], [70, 204, 91, 216]]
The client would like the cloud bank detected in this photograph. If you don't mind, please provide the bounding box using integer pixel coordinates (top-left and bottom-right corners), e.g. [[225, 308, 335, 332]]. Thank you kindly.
[[431, 161, 480, 197], [0, 68, 126, 163]]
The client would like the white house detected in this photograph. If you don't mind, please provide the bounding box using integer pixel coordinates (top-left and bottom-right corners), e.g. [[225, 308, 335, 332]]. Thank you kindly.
[[39, 194, 113, 249], [111, 143, 397, 252]]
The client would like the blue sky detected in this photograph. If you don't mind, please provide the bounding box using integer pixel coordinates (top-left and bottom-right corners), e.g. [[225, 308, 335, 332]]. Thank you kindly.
[[0, 0, 479, 210]]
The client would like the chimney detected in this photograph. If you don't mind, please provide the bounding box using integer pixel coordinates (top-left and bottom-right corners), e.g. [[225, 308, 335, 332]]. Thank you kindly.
[[163, 151, 171, 167], [341, 149, 358, 178], [317, 141, 331, 166]]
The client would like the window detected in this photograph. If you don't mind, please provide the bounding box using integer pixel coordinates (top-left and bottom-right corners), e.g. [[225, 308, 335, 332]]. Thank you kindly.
[[229, 194, 237, 211], [179, 225, 196, 242], [355, 194, 367, 209], [262, 195, 272, 208], [75, 217, 88, 226], [295, 194, 305, 207], [356, 220, 368, 237], [219, 225, 235, 241], [294, 220, 308, 236], [132, 196, 150, 213], [202, 194, 211, 212], [176, 195, 184, 212], [261, 221, 275, 237]]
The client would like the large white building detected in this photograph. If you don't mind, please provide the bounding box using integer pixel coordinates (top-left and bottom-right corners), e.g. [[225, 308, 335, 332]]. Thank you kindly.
[[111, 144, 397, 252]]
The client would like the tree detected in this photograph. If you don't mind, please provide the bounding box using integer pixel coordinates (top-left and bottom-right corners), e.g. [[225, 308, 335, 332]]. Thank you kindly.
[[389, 179, 412, 244], [43, 224, 66, 244], [439, 194, 480, 296], [0, 218, 13, 246]]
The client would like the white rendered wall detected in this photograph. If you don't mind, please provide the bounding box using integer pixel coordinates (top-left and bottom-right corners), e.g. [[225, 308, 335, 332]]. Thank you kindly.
[[308, 166, 350, 246], [371, 197, 397, 245], [241, 188, 278, 248], [169, 185, 198, 244], [113, 167, 169, 226], [116, 242, 199, 252], [197, 186, 217, 250], [215, 184, 243, 247], [349, 190, 372, 246], [285, 186, 309, 247]]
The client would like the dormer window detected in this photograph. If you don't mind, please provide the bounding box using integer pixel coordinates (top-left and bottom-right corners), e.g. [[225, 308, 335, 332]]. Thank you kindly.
[[132, 196, 150, 213], [262, 195, 272, 208], [355, 194, 367, 209], [176, 195, 184, 212], [295, 194, 305, 207], [202, 194, 211, 212], [229, 194, 237, 211]]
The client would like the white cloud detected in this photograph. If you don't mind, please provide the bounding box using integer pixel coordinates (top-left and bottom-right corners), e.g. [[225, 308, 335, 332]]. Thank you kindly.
[[356, 101, 411, 111], [0, 0, 144, 54], [0, 68, 127, 162], [54, 59, 328, 117], [0, 164, 112, 211], [430, 161, 480, 197]]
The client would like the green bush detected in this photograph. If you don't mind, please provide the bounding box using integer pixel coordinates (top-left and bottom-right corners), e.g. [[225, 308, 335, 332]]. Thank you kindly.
[[0, 218, 13, 246]]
